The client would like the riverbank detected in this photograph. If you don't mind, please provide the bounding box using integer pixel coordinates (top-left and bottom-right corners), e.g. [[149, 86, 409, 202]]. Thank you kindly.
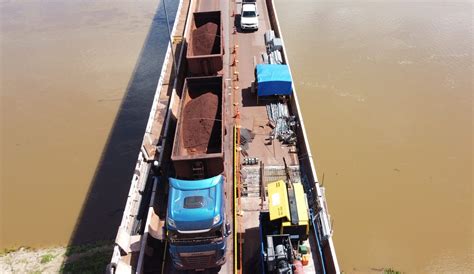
[[0, 241, 112, 273]]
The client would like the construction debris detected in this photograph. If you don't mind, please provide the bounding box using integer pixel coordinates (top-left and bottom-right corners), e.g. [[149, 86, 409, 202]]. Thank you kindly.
[[240, 128, 255, 150]]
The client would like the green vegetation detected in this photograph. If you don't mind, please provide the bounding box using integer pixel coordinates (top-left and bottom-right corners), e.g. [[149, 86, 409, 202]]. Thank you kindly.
[[0, 248, 17, 256], [1, 246, 33, 256], [64, 240, 112, 257], [40, 253, 55, 264], [61, 247, 112, 273], [384, 268, 402, 274], [1, 241, 114, 273]]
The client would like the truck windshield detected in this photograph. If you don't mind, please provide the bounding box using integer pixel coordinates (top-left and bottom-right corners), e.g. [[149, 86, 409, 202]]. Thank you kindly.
[[242, 11, 256, 17]]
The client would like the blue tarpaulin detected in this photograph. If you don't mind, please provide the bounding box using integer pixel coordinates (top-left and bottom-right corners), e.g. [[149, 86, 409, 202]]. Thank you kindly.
[[256, 64, 292, 96]]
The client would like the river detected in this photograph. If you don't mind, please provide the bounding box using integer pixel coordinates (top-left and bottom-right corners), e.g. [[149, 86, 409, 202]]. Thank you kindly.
[[275, 0, 473, 272], [1, 0, 472, 272], [0, 0, 178, 248]]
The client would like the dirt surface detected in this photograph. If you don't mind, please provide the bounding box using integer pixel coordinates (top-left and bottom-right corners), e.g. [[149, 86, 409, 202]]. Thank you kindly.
[[0, 243, 112, 273], [183, 92, 218, 153], [192, 22, 218, 55], [0, 247, 65, 273]]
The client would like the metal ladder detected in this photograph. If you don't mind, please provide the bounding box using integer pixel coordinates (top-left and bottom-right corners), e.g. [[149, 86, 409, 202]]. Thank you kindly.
[[192, 161, 205, 179]]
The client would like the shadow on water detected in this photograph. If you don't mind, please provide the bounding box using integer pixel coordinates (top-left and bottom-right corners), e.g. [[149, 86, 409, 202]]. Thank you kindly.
[[62, 0, 179, 259]]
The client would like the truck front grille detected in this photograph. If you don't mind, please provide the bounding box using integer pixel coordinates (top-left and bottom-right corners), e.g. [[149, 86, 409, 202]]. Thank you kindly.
[[180, 251, 217, 269], [183, 255, 213, 268]]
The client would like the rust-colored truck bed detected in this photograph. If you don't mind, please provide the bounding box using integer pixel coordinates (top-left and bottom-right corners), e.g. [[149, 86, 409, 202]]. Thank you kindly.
[[171, 76, 224, 179], [186, 11, 223, 76]]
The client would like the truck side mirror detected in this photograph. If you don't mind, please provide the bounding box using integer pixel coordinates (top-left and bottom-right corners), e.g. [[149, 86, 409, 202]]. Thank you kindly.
[[225, 222, 232, 237]]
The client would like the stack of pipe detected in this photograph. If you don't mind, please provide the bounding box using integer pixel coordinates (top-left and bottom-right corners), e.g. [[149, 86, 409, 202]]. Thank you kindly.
[[264, 30, 283, 64], [266, 102, 296, 144]]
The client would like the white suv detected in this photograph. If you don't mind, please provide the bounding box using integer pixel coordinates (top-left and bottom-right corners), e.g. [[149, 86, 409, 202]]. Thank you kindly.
[[240, 1, 259, 30]]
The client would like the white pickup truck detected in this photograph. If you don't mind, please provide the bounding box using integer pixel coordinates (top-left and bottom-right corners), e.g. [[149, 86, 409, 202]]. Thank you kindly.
[[240, 1, 259, 30]]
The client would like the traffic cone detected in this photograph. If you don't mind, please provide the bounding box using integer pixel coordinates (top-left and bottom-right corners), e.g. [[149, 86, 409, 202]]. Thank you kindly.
[[231, 56, 239, 66]]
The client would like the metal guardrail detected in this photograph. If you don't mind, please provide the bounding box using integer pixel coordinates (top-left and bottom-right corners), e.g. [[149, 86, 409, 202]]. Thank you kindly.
[[109, 0, 187, 273], [265, 0, 340, 272], [310, 209, 327, 274]]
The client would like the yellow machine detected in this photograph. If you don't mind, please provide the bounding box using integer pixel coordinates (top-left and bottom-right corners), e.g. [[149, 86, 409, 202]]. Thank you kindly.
[[267, 180, 309, 240]]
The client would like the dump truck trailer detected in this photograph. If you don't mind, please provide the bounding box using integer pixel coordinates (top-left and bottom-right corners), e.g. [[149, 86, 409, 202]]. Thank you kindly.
[[171, 75, 224, 179], [186, 11, 223, 76]]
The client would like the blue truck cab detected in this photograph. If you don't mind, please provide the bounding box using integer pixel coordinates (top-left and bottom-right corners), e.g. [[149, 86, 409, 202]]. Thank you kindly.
[[167, 175, 228, 270]]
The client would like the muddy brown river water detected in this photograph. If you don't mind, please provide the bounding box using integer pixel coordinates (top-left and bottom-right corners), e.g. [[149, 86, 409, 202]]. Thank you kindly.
[[0, 0, 472, 272], [0, 0, 171, 248], [275, 0, 473, 272]]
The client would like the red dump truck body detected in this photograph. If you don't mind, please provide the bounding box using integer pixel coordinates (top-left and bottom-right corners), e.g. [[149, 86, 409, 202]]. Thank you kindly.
[[186, 11, 223, 76], [171, 76, 224, 179]]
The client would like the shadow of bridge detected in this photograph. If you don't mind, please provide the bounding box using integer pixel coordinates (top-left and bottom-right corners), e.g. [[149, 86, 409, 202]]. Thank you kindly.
[[66, 0, 179, 248]]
